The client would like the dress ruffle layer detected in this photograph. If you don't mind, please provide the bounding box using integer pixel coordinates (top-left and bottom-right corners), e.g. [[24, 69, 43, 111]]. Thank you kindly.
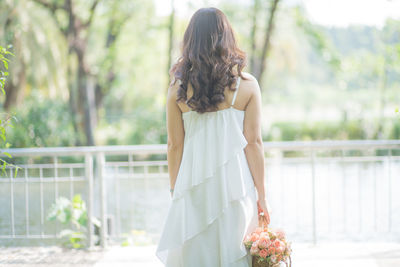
[[174, 108, 249, 199], [156, 109, 258, 267]]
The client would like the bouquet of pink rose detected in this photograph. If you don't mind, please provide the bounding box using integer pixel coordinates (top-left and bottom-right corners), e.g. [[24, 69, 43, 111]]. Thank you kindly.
[[243, 224, 292, 267]]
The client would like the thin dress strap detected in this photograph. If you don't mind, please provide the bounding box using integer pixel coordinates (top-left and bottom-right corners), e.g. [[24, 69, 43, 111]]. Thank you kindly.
[[231, 76, 241, 107]]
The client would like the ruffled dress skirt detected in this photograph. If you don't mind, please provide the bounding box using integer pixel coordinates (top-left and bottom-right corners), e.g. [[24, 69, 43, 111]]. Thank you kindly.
[[155, 108, 259, 267]]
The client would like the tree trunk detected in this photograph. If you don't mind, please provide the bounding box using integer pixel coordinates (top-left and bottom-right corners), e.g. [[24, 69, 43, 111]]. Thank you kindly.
[[250, 0, 260, 74], [375, 58, 387, 139], [32, 0, 100, 146], [75, 45, 95, 145], [4, 56, 26, 110], [85, 75, 97, 145], [256, 0, 280, 87], [94, 6, 127, 112], [3, 7, 26, 110]]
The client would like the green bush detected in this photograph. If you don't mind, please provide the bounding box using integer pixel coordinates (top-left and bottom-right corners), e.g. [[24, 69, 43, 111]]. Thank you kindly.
[[5, 91, 77, 148], [265, 118, 399, 141], [46, 194, 100, 248]]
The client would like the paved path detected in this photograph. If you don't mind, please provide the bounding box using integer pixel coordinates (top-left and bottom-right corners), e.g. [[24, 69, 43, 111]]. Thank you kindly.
[[1, 242, 399, 266]]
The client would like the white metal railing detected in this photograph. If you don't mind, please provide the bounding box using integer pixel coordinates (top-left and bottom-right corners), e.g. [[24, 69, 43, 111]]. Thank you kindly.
[[0, 140, 399, 247]]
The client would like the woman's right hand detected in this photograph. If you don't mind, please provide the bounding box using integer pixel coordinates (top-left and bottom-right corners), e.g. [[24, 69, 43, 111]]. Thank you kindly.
[[257, 198, 271, 226]]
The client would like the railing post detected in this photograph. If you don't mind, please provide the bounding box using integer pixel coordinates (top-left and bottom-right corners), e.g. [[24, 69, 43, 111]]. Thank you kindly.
[[24, 168, 30, 236], [310, 150, 317, 245], [10, 168, 15, 238], [115, 165, 121, 238], [40, 167, 44, 237], [85, 154, 94, 248], [53, 157, 59, 237], [388, 149, 392, 233], [341, 149, 347, 234], [97, 152, 108, 248]]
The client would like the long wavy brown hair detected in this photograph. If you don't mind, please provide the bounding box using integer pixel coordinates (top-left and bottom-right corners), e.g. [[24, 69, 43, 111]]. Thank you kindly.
[[170, 7, 248, 114]]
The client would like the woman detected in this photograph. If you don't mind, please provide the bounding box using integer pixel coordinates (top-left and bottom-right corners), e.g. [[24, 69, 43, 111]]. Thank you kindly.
[[156, 7, 271, 267]]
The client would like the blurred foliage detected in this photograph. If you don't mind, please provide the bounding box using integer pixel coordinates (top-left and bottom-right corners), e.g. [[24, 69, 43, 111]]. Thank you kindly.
[[0, 44, 21, 177], [0, 45, 13, 94], [265, 118, 400, 141], [46, 194, 101, 248], [6, 91, 77, 147], [97, 97, 167, 145], [120, 229, 153, 246], [294, 6, 341, 72]]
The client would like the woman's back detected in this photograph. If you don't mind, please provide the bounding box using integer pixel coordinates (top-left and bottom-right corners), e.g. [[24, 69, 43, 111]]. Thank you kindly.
[[177, 71, 254, 114]]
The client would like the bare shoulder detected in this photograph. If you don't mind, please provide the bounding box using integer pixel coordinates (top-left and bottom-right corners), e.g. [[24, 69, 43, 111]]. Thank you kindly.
[[241, 71, 257, 82], [167, 77, 180, 101], [239, 71, 261, 97]]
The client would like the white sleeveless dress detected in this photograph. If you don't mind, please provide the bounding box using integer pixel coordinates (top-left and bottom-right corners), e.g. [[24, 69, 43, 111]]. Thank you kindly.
[[155, 77, 259, 267]]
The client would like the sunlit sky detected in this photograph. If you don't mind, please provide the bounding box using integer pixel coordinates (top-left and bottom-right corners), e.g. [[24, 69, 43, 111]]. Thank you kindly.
[[155, 0, 400, 28], [302, 0, 400, 28]]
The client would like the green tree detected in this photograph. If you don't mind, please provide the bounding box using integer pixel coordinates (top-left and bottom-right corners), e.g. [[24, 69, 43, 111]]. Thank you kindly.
[[0, 44, 20, 176]]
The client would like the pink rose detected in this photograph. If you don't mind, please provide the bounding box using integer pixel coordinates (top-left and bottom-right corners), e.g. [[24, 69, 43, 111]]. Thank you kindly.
[[250, 245, 260, 255], [259, 232, 270, 241], [276, 244, 285, 253], [250, 233, 259, 242], [259, 248, 269, 258], [268, 246, 276, 255], [275, 229, 286, 240], [273, 239, 281, 248], [259, 235, 270, 245], [252, 240, 260, 249], [258, 239, 268, 249]]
